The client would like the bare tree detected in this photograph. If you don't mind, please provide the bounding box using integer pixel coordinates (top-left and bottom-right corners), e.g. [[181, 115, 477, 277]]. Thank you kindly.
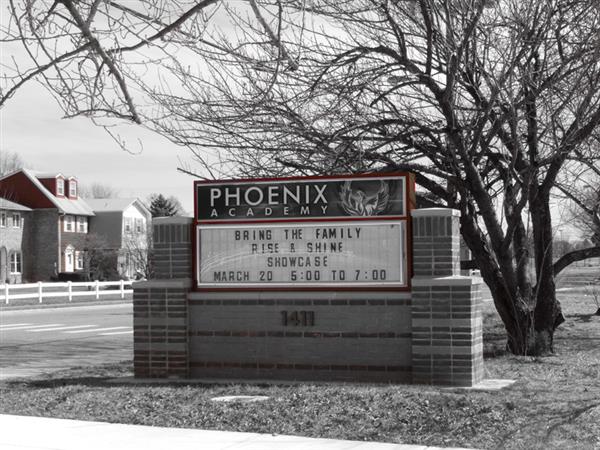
[[79, 182, 121, 199], [0, 150, 25, 176], [1, 1, 213, 119], [577, 187, 600, 246], [0, 0, 281, 143], [552, 138, 600, 272], [558, 158, 600, 246], [81, 233, 119, 281], [144, 0, 600, 355], [122, 228, 153, 279], [3, 0, 600, 355]]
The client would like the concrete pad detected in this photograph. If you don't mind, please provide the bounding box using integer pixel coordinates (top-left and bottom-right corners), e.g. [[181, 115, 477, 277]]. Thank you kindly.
[[211, 395, 270, 403], [0, 415, 478, 450], [451, 379, 516, 391]]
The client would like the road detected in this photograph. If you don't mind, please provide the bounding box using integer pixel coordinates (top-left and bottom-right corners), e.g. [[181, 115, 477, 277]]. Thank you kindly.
[[0, 303, 132, 380]]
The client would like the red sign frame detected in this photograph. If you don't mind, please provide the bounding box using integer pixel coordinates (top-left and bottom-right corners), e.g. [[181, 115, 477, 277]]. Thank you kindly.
[[193, 172, 415, 292]]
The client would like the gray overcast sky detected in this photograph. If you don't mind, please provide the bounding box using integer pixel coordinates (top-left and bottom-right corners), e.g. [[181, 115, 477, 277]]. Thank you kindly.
[[1, 82, 197, 214]]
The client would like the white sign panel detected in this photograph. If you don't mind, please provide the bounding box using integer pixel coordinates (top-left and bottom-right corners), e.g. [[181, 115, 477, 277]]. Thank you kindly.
[[197, 221, 406, 287]]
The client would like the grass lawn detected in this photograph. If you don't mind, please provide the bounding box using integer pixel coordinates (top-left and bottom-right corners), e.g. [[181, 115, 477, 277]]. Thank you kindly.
[[1, 288, 599, 449]]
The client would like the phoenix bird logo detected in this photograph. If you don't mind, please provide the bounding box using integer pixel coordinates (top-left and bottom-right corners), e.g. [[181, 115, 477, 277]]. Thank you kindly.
[[339, 180, 390, 216]]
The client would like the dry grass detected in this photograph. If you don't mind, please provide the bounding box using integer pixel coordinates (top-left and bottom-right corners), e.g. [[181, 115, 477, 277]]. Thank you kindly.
[[478, 289, 600, 449]]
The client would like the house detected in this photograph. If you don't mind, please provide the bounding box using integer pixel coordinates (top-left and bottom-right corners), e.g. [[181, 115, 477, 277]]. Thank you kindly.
[[0, 169, 94, 281], [0, 198, 32, 283], [86, 198, 151, 279]]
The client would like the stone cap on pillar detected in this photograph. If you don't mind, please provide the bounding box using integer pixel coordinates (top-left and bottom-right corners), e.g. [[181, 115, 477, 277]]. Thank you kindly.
[[153, 216, 194, 225], [411, 208, 461, 218], [411, 207, 461, 277], [134, 278, 193, 289], [411, 275, 483, 286], [152, 216, 194, 279]]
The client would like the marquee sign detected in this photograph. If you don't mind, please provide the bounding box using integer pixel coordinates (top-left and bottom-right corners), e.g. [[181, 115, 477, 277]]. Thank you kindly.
[[194, 173, 414, 290], [196, 175, 407, 221]]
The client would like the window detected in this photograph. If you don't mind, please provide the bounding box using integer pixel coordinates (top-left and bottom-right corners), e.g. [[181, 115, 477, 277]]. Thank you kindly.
[[12, 213, 21, 228], [77, 216, 88, 233], [57, 178, 65, 196], [64, 215, 74, 232], [135, 218, 143, 233], [69, 180, 77, 197], [124, 218, 132, 233], [0, 212, 6, 227], [75, 251, 84, 270], [10, 252, 22, 274]]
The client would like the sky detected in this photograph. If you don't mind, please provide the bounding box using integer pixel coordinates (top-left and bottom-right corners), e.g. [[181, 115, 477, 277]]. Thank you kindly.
[[1, 83, 198, 215]]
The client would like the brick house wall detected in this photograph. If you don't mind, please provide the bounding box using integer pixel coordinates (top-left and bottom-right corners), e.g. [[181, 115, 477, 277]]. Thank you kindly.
[[59, 215, 90, 273], [29, 210, 60, 281], [4, 211, 92, 281], [0, 209, 31, 283]]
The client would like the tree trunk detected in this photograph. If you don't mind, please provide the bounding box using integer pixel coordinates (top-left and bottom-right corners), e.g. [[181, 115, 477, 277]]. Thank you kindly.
[[531, 283, 564, 355], [529, 188, 564, 355], [504, 305, 535, 355], [459, 204, 564, 356], [486, 274, 562, 356], [459, 213, 530, 354]]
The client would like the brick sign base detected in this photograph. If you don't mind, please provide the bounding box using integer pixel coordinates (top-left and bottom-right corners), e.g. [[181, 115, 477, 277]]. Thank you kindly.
[[133, 209, 484, 386]]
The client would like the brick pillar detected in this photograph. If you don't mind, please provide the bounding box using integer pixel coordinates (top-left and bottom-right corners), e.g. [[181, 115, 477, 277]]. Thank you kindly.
[[410, 208, 484, 387], [133, 217, 193, 378]]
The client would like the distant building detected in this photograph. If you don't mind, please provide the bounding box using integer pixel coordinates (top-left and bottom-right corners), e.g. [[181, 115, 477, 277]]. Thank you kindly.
[[86, 198, 151, 279], [0, 169, 94, 281], [0, 198, 32, 283]]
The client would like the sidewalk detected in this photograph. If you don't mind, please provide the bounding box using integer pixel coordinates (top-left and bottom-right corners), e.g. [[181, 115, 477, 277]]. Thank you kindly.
[[0, 415, 476, 450]]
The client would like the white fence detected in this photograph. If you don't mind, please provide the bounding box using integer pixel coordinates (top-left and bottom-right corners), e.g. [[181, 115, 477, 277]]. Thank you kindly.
[[0, 280, 133, 305]]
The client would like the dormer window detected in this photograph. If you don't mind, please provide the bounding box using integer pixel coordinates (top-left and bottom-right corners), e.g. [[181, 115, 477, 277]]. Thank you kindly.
[[57, 178, 65, 196], [69, 179, 77, 198]]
